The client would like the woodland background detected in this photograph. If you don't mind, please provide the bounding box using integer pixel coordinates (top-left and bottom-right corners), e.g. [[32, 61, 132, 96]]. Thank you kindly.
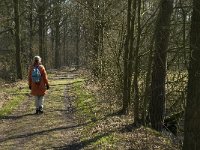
[[0, 0, 199, 149]]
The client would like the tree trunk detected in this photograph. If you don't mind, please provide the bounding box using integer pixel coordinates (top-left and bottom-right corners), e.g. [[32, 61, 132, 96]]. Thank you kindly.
[[149, 0, 173, 131], [122, 0, 137, 114], [122, 0, 132, 114], [180, 0, 187, 69], [13, 0, 22, 79], [116, 21, 125, 90], [183, 0, 200, 149], [133, 0, 142, 123], [38, 0, 46, 64], [75, 12, 80, 69], [93, 3, 100, 77], [142, 35, 155, 124], [55, 20, 60, 68], [98, 1, 106, 78], [54, 1, 61, 68], [50, 26, 55, 67], [63, 22, 68, 66], [87, 0, 98, 77], [29, 0, 34, 62]]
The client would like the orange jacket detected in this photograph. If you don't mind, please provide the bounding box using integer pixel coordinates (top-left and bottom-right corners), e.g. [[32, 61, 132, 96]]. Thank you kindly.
[[28, 64, 49, 96]]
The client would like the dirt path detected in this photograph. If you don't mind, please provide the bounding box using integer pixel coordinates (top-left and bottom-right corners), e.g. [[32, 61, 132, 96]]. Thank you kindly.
[[0, 70, 81, 150]]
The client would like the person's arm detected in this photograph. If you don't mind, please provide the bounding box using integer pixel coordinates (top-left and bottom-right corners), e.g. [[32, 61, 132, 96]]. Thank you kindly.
[[41, 65, 49, 89]]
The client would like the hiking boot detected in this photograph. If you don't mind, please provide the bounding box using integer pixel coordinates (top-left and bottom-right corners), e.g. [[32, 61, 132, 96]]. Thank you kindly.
[[39, 106, 43, 114], [35, 109, 39, 115], [39, 109, 43, 114]]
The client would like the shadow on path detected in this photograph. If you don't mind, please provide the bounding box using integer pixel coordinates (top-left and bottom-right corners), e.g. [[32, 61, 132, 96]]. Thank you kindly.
[[53, 133, 110, 150], [0, 113, 35, 120], [0, 122, 91, 143]]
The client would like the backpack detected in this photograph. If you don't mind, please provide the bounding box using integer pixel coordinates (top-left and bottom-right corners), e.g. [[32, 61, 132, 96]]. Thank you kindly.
[[31, 66, 41, 83]]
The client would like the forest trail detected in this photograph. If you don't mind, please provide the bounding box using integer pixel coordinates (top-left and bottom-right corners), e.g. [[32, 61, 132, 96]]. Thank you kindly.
[[0, 68, 181, 150], [0, 69, 82, 150]]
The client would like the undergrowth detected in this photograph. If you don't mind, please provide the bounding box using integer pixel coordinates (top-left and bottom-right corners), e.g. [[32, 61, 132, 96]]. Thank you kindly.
[[73, 80, 120, 149], [73, 79, 181, 150]]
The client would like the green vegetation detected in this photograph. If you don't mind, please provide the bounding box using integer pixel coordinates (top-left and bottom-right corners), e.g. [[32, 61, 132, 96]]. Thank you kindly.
[[0, 71, 85, 149], [0, 95, 24, 116], [74, 80, 96, 121], [0, 81, 29, 116], [0, 70, 181, 149], [72, 78, 180, 149], [73, 80, 120, 148]]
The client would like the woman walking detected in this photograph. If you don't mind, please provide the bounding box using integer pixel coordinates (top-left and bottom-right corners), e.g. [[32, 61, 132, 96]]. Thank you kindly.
[[28, 56, 49, 114]]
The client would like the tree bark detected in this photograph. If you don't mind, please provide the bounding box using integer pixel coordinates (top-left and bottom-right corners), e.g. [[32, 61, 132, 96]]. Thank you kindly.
[[183, 0, 200, 149], [54, 1, 61, 68], [122, 0, 133, 114], [149, 0, 173, 131], [122, 0, 137, 114], [75, 9, 80, 69], [93, 2, 100, 77], [55, 20, 60, 68], [87, 0, 99, 77], [29, 0, 34, 62], [38, 0, 46, 64], [133, 0, 142, 123], [63, 21, 69, 66], [50, 26, 55, 67], [13, 0, 22, 79], [142, 35, 155, 124]]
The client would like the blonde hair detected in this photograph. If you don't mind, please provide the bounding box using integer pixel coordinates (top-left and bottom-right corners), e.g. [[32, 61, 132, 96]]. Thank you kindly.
[[33, 56, 42, 64]]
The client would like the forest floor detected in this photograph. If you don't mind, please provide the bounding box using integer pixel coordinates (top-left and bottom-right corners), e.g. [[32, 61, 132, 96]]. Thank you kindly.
[[0, 68, 182, 150]]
